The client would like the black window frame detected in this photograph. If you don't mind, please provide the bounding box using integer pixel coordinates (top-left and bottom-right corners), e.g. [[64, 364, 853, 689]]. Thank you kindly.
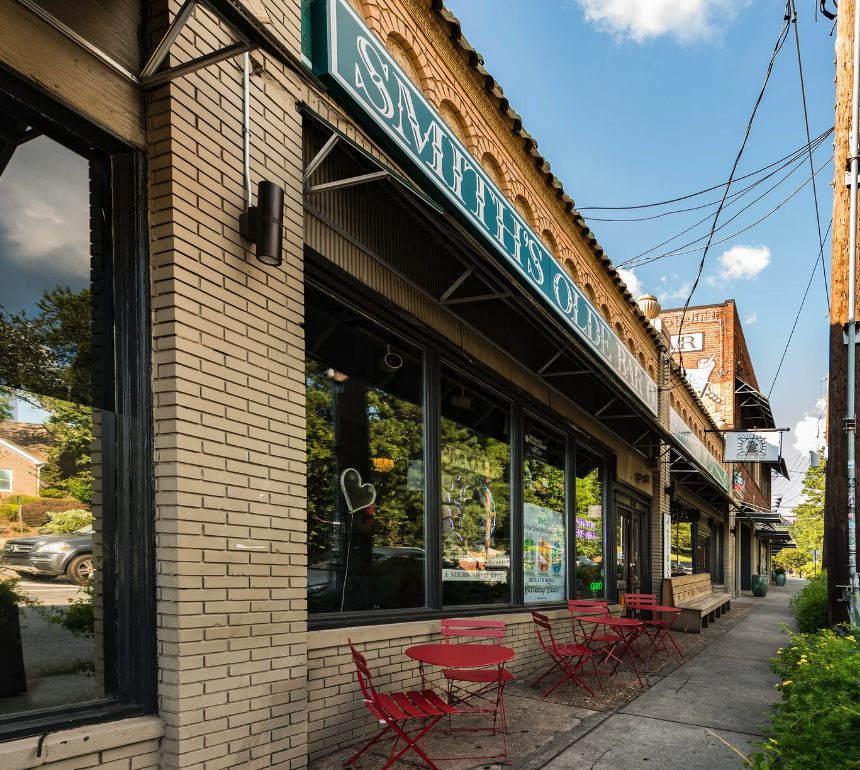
[[0, 68, 155, 743], [305, 250, 624, 629]]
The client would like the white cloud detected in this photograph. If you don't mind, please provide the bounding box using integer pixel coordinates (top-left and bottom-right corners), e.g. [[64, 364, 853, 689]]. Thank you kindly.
[[617, 267, 644, 299], [0, 137, 90, 277], [744, 313, 757, 325], [658, 282, 691, 304], [573, 0, 749, 44], [793, 398, 827, 453], [718, 244, 771, 281]]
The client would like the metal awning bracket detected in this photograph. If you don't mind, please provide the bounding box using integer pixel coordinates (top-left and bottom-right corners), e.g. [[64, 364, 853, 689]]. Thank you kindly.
[[303, 134, 340, 185], [139, 0, 257, 90], [304, 170, 390, 195], [442, 292, 511, 306], [440, 265, 476, 302]]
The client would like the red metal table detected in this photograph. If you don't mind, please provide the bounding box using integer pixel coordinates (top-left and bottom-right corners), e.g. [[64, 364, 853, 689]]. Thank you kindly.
[[625, 603, 684, 660], [406, 644, 516, 765], [578, 616, 645, 687]]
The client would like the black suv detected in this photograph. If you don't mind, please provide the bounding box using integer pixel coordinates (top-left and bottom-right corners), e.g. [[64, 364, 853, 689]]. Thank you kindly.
[[1, 526, 94, 584]]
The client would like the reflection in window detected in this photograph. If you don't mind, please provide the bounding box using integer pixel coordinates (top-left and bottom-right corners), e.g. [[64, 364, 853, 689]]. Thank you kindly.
[[574, 448, 604, 599], [697, 516, 712, 575], [523, 419, 565, 603], [304, 287, 425, 613], [671, 504, 694, 575], [441, 367, 510, 606], [0, 124, 102, 714]]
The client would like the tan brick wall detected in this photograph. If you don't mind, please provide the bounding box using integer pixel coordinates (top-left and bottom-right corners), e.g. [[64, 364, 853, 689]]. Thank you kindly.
[[145, 2, 308, 769]]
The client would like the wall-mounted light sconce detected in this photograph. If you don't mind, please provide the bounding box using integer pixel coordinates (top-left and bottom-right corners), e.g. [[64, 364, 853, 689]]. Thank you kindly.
[[239, 180, 284, 267], [635, 472, 650, 484]]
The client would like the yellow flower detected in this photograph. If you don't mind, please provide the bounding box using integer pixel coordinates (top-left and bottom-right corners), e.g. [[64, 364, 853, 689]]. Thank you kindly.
[[782, 680, 793, 686], [791, 647, 798, 650], [847, 635, 856, 642], [769, 739, 779, 745]]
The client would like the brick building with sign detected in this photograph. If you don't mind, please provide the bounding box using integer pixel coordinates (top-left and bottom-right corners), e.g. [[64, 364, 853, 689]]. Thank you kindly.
[[0, 1, 759, 768], [659, 300, 789, 593]]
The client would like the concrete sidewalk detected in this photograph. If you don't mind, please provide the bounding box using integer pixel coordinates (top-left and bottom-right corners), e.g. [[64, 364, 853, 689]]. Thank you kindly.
[[533, 579, 803, 770]]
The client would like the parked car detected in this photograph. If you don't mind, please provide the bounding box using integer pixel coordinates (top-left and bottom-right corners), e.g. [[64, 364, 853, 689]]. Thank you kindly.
[[1, 526, 94, 584]]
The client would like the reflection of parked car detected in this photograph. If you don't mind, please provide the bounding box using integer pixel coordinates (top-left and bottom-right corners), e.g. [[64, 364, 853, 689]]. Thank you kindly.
[[1, 526, 94, 584], [671, 561, 693, 575], [485, 552, 510, 571], [577, 556, 595, 566]]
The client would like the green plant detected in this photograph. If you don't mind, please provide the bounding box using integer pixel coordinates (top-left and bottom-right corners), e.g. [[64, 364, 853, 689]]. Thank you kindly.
[[49, 579, 94, 638], [0, 576, 41, 621], [745, 625, 860, 769], [773, 566, 786, 575], [41, 509, 92, 534], [20, 499, 89, 528], [33, 659, 94, 678], [789, 570, 829, 633], [0, 503, 17, 522]]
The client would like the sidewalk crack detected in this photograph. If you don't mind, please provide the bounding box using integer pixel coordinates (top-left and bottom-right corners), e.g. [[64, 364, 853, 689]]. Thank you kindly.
[[674, 675, 692, 694]]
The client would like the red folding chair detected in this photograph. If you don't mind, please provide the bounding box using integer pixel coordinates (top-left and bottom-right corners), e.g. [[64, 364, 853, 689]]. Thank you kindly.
[[530, 611, 597, 698], [440, 619, 513, 741], [624, 595, 684, 661], [568, 600, 623, 650], [622, 593, 659, 649], [343, 639, 461, 770]]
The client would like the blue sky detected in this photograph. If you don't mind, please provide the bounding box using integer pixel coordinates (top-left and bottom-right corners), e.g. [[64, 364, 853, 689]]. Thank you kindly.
[[445, 0, 834, 509]]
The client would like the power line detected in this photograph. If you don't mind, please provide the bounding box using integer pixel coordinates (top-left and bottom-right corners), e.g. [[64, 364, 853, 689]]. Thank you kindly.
[[577, 128, 832, 211], [622, 154, 832, 268], [768, 218, 833, 398], [614, 134, 830, 266], [584, 128, 832, 223], [790, 0, 830, 313]]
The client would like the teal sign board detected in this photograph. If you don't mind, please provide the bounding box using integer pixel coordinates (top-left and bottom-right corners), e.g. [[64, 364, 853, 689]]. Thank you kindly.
[[670, 407, 729, 489], [310, 0, 658, 416]]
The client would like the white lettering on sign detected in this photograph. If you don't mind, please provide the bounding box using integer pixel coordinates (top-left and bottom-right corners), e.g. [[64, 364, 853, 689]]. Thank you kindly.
[[670, 332, 704, 352]]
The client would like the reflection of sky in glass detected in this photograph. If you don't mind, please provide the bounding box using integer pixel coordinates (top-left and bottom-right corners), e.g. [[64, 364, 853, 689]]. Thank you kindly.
[[0, 135, 89, 316]]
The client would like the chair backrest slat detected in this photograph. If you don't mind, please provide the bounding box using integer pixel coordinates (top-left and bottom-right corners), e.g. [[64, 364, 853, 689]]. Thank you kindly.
[[348, 638, 379, 704], [441, 618, 505, 644], [530, 610, 557, 652]]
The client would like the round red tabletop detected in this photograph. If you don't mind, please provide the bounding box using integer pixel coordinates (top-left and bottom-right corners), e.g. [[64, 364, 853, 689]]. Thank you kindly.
[[406, 643, 515, 668], [578, 616, 642, 628]]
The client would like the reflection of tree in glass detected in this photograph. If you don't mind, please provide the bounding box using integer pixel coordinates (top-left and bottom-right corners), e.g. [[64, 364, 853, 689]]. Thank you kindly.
[[575, 468, 603, 560], [440, 417, 510, 559], [366, 387, 423, 548], [672, 522, 693, 566], [0, 288, 93, 502], [305, 361, 335, 554], [524, 459, 564, 512]]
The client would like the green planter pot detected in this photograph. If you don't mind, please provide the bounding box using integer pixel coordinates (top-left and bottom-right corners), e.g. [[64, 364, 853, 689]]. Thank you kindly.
[[751, 574, 769, 597], [774, 572, 786, 587]]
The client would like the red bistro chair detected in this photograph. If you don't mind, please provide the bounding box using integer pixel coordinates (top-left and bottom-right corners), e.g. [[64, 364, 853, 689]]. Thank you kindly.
[[530, 611, 598, 698], [343, 639, 460, 770], [624, 594, 684, 661], [440, 619, 514, 731], [568, 600, 623, 652]]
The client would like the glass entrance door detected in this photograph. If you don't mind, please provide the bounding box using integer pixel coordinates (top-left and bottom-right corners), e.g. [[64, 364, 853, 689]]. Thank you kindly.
[[616, 509, 644, 597]]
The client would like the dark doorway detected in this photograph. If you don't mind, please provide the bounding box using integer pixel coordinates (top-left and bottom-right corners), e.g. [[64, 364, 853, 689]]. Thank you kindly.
[[741, 524, 752, 591], [616, 507, 646, 597]]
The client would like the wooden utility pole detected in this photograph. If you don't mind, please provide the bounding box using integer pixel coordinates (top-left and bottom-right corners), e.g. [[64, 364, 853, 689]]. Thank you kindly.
[[826, 1, 856, 626]]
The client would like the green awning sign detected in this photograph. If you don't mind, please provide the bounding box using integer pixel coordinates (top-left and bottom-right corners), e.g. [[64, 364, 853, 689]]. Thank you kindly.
[[670, 407, 729, 489], [310, 0, 658, 416]]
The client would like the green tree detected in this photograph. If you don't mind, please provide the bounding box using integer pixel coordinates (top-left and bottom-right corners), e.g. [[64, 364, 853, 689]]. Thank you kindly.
[[0, 287, 93, 502], [774, 549, 809, 573], [789, 459, 825, 563]]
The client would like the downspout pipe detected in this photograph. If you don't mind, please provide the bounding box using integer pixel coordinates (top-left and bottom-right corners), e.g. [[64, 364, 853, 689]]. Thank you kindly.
[[846, 0, 860, 625], [243, 51, 253, 210]]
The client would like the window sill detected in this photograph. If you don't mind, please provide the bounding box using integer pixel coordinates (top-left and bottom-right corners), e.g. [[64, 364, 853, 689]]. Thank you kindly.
[[0, 715, 164, 769]]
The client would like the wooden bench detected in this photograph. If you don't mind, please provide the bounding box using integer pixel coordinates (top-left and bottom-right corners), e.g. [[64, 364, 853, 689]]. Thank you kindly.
[[662, 574, 732, 633]]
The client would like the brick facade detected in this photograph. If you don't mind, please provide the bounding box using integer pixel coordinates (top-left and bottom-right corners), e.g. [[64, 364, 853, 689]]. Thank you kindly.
[[0, 1, 736, 768], [0, 442, 41, 499]]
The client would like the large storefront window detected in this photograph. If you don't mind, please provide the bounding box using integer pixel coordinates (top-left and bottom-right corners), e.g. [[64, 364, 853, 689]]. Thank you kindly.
[[574, 448, 605, 599], [305, 287, 425, 613], [523, 419, 566, 603], [441, 366, 510, 606]]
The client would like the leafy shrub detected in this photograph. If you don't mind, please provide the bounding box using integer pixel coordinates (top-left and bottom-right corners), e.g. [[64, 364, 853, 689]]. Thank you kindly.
[[746, 626, 860, 769], [773, 566, 786, 575], [49, 579, 94, 638], [37, 487, 70, 499], [19, 499, 90, 529], [41, 509, 93, 534], [0, 503, 17, 522], [788, 570, 829, 633]]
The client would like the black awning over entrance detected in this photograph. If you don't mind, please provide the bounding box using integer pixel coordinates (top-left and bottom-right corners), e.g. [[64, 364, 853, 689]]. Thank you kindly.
[[301, 108, 670, 460], [735, 378, 776, 429], [669, 448, 733, 515]]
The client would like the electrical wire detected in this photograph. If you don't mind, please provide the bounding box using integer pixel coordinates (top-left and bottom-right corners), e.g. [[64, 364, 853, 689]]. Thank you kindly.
[[618, 148, 831, 268], [767, 218, 833, 398], [790, 0, 831, 313], [672, 2, 793, 368], [582, 127, 832, 221]]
